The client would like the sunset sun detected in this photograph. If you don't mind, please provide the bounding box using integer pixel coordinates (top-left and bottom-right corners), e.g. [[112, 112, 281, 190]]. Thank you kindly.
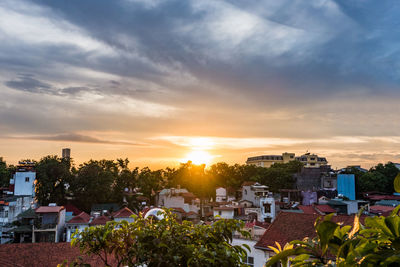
[[183, 150, 213, 165]]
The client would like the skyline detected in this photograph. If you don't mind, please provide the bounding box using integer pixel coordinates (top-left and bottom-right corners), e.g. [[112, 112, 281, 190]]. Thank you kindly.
[[1, 0, 400, 169]]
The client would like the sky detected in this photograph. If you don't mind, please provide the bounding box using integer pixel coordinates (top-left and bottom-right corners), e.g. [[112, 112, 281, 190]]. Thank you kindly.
[[1, 0, 400, 169]]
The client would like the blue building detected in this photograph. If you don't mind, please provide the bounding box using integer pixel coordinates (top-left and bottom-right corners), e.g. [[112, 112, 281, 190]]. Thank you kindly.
[[337, 174, 356, 200]]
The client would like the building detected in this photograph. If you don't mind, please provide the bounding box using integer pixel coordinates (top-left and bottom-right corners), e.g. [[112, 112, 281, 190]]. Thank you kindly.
[[0, 162, 36, 243], [241, 182, 276, 222], [112, 207, 135, 223], [246, 152, 328, 168], [213, 206, 236, 219], [62, 148, 71, 159], [11, 162, 36, 197], [66, 211, 90, 242], [255, 212, 366, 265], [33, 205, 66, 243], [157, 188, 199, 214], [231, 222, 270, 267]]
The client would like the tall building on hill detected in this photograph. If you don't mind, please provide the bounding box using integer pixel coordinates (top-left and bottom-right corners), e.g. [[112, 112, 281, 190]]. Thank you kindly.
[[246, 152, 328, 168], [62, 148, 71, 159]]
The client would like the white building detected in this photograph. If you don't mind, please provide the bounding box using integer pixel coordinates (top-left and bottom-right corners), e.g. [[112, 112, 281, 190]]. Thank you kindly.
[[157, 188, 199, 214], [66, 211, 90, 242], [12, 162, 36, 196], [241, 182, 276, 222], [213, 206, 236, 219], [216, 187, 227, 202]]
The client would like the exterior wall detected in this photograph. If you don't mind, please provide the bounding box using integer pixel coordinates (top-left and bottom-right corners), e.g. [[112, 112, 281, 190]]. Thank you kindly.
[[66, 224, 88, 242], [231, 239, 268, 267], [14, 171, 35, 196], [259, 197, 275, 222], [343, 201, 358, 215], [216, 187, 227, 202], [247, 153, 327, 169], [213, 209, 234, 219], [337, 174, 356, 200], [242, 186, 257, 206], [163, 196, 185, 209]]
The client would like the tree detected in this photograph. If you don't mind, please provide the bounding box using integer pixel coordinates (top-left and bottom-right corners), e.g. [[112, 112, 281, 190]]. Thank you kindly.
[[0, 157, 13, 187], [35, 155, 72, 206], [357, 162, 399, 194], [266, 206, 400, 266], [70, 160, 120, 212], [66, 210, 251, 267], [137, 167, 164, 204]]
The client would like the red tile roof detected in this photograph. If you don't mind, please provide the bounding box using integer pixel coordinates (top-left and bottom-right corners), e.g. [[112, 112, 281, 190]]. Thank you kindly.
[[112, 207, 135, 218], [370, 205, 394, 216], [255, 212, 365, 250], [0, 243, 117, 267], [35, 206, 65, 213], [171, 207, 187, 214], [298, 205, 318, 214], [64, 204, 82, 216], [67, 212, 91, 224], [89, 215, 111, 226], [315, 205, 336, 214]]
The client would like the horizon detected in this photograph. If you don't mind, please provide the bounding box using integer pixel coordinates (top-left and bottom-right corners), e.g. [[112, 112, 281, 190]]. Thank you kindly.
[[1, 1, 400, 170]]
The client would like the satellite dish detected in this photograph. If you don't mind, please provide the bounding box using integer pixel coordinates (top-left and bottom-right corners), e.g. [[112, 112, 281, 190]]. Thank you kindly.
[[144, 208, 165, 221]]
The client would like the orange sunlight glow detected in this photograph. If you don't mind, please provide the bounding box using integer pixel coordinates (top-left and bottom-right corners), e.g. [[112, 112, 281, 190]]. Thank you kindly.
[[182, 150, 213, 165], [180, 137, 215, 165]]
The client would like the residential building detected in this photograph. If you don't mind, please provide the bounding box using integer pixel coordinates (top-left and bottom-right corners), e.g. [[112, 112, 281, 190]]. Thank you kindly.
[[231, 221, 270, 267], [33, 205, 66, 243], [66, 211, 90, 242], [112, 207, 135, 223], [213, 206, 236, 219], [246, 152, 328, 168], [241, 182, 276, 222], [255, 212, 366, 265], [216, 187, 227, 202], [11, 162, 36, 197], [157, 188, 199, 214]]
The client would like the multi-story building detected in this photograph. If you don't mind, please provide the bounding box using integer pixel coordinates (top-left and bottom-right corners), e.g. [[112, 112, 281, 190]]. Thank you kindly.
[[246, 152, 328, 168], [33, 205, 66, 243]]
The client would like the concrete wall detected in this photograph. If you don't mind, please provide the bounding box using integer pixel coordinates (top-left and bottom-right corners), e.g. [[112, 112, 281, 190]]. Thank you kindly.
[[14, 171, 35, 196], [231, 239, 268, 267], [213, 209, 234, 219]]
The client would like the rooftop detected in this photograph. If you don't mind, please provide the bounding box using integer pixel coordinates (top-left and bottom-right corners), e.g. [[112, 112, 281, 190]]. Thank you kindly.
[[89, 215, 111, 226], [255, 212, 365, 250], [67, 212, 91, 224], [112, 207, 135, 218], [35, 206, 64, 213], [0, 243, 117, 267]]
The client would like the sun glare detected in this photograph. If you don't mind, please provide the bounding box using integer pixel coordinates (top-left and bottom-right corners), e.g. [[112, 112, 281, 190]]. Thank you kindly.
[[182, 150, 213, 165]]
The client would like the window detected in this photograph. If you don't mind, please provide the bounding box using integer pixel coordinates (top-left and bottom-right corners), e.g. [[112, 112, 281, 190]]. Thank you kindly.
[[218, 211, 222, 216], [263, 203, 271, 213], [244, 256, 254, 267], [25, 177, 29, 182]]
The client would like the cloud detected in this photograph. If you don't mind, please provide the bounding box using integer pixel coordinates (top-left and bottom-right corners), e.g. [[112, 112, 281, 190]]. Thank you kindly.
[[0, 0, 400, 168], [10, 133, 147, 146]]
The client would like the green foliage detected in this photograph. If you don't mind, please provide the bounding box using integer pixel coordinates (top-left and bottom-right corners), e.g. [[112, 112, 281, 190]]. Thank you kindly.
[[356, 162, 399, 194], [69, 209, 251, 267], [35, 155, 73, 205], [0, 158, 14, 187], [266, 207, 400, 267]]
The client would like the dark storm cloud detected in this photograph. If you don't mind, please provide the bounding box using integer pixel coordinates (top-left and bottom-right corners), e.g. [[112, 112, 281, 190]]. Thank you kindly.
[[27, 0, 400, 100]]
